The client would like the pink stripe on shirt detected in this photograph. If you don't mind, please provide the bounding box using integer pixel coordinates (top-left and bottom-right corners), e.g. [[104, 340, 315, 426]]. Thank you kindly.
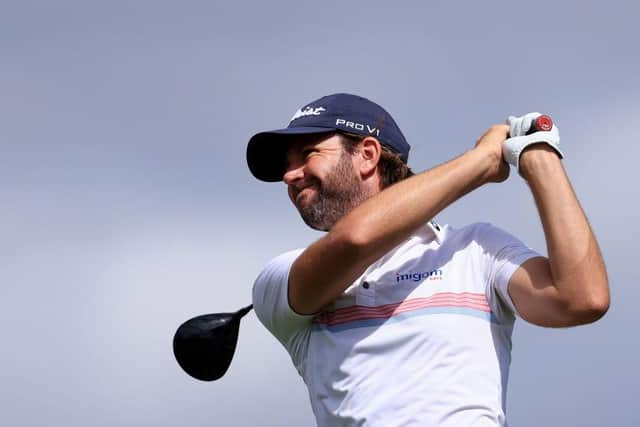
[[313, 292, 491, 326]]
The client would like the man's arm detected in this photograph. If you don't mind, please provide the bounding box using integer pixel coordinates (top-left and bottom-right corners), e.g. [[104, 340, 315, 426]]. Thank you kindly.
[[289, 126, 510, 315], [507, 144, 610, 327]]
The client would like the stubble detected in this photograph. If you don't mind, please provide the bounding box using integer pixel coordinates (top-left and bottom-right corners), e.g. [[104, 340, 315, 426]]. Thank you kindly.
[[297, 151, 369, 231]]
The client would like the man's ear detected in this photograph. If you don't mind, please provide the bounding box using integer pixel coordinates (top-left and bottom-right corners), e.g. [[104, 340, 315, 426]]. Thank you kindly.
[[357, 137, 382, 178]]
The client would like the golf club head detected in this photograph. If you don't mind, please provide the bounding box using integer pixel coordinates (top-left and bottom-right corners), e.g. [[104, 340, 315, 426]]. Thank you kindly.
[[173, 304, 253, 381]]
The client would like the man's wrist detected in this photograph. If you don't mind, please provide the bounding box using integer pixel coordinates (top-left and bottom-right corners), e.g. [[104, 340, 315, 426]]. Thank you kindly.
[[469, 142, 508, 184], [519, 144, 563, 180]]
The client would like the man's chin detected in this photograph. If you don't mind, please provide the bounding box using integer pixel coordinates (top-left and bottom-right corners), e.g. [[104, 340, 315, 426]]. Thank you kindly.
[[297, 204, 331, 232]]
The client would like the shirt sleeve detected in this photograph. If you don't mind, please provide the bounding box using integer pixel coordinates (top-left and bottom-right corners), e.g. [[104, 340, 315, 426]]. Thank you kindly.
[[476, 223, 542, 320], [252, 249, 314, 348]]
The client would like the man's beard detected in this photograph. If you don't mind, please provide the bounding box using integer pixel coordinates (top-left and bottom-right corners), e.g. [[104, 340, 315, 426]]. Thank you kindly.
[[296, 152, 368, 231]]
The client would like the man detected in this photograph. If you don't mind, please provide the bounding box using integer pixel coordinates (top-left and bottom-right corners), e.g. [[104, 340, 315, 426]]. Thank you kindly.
[[246, 93, 609, 426]]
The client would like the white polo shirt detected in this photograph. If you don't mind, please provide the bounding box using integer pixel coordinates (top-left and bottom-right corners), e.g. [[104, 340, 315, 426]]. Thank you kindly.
[[252, 222, 540, 427]]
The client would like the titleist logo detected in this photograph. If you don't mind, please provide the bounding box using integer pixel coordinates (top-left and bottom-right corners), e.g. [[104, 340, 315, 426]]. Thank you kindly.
[[290, 107, 326, 122]]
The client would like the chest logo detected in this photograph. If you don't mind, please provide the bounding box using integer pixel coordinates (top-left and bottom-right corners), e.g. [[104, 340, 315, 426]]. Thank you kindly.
[[396, 269, 443, 283]]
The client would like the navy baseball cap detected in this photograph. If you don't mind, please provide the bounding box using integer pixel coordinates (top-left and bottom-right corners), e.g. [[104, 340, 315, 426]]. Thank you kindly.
[[246, 93, 410, 182]]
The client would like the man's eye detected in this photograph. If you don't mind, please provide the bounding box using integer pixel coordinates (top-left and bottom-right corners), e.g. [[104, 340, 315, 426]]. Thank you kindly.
[[302, 149, 315, 157]]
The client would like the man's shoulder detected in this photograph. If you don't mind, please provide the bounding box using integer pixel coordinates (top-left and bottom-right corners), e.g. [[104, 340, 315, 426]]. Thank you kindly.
[[440, 221, 529, 259], [254, 248, 306, 286], [437, 221, 524, 252]]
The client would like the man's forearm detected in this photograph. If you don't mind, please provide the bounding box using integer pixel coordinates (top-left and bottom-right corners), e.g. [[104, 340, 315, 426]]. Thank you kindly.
[[520, 145, 610, 318]]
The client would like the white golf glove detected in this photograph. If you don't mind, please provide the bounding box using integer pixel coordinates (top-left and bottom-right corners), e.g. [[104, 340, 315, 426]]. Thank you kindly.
[[503, 112, 563, 172]]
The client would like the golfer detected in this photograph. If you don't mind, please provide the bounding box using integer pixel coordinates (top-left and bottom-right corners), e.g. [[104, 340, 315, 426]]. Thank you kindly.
[[246, 93, 609, 426]]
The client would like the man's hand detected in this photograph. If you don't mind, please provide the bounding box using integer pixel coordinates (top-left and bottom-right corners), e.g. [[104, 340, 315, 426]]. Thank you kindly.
[[503, 113, 563, 173], [474, 124, 511, 183]]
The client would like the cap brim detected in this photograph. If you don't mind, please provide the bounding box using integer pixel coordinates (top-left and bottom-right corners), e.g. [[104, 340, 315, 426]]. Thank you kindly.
[[246, 127, 335, 182]]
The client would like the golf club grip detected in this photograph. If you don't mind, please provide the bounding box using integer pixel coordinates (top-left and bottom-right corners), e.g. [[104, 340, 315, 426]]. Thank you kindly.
[[525, 114, 553, 135]]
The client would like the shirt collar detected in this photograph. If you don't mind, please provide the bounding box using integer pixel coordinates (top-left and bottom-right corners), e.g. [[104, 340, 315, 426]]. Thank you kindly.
[[426, 220, 444, 245]]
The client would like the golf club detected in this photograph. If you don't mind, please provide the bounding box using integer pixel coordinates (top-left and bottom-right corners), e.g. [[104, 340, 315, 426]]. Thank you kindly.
[[173, 304, 253, 381]]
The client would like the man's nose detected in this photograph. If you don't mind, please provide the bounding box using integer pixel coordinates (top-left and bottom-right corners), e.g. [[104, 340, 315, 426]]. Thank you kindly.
[[283, 163, 304, 184]]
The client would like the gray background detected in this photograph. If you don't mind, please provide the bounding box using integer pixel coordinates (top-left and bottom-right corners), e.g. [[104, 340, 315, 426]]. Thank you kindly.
[[1, 1, 637, 426]]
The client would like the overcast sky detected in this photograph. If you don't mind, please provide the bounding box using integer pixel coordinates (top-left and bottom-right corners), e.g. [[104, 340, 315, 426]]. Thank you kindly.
[[1, 1, 638, 426]]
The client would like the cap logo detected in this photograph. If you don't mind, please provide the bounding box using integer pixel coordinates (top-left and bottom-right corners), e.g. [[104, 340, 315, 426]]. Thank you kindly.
[[336, 118, 380, 136], [290, 106, 326, 122]]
